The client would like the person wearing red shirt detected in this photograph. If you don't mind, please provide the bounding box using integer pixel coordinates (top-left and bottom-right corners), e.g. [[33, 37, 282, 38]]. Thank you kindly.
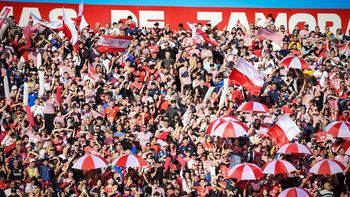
[[103, 100, 120, 120], [281, 101, 295, 115]]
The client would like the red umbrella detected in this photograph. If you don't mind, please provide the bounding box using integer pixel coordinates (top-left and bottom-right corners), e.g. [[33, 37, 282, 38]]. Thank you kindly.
[[325, 121, 350, 138], [343, 139, 350, 155], [206, 116, 238, 135], [228, 163, 263, 180], [280, 56, 310, 70], [210, 121, 248, 138], [72, 154, 108, 170], [113, 154, 148, 168], [277, 143, 312, 155], [237, 102, 269, 113], [278, 187, 312, 197], [309, 159, 346, 175], [261, 159, 296, 174]]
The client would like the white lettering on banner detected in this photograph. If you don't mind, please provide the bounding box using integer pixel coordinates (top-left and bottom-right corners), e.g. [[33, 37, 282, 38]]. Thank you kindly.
[[346, 20, 350, 35], [19, 7, 40, 27], [227, 12, 250, 30], [289, 13, 317, 32], [0, 6, 13, 17], [49, 8, 77, 22], [139, 11, 164, 28], [197, 12, 223, 27], [111, 10, 138, 26], [318, 14, 341, 34], [256, 12, 287, 32]]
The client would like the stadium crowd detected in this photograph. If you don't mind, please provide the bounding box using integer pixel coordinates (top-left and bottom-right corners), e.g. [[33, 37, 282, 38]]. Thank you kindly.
[[0, 12, 350, 197]]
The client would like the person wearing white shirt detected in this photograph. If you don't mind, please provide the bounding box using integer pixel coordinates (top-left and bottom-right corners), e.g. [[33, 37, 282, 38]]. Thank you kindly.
[[31, 99, 45, 117]]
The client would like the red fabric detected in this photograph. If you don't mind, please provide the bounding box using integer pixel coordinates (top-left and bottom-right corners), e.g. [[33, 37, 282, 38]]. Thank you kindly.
[[4, 142, 16, 154], [229, 68, 261, 96], [176, 155, 186, 167], [164, 156, 172, 171], [25, 105, 35, 127], [56, 86, 63, 105], [267, 124, 290, 147], [196, 28, 219, 46]]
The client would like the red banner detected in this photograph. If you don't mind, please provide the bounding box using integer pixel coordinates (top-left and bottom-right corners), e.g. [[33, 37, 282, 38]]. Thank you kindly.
[[1, 3, 350, 34]]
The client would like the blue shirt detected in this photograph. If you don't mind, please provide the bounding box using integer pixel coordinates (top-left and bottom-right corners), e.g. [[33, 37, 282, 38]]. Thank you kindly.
[[39, 165, 51, 181]]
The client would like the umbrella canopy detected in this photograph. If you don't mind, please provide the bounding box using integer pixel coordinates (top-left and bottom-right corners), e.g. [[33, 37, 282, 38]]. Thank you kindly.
[[277, 143, 312, 155], [113, 154, 148, 168], [262, 159, 297, 174], [309, 159, 346, 175], [237, 102, 269, 113], [343, 139, 350, 156], [210, 121, 248, 138], [325, 121, 350, 138], [206, 116, 237, 135], [228, 163, 263, 180], [280, 56, 310, 70], [72, 154, 108, 170], [278, 187, 312, 197]]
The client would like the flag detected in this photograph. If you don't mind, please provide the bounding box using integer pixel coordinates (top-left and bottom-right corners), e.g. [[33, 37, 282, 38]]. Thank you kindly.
[[229, 58, 264, 96], [22, 26, 31, 49], [3, 75, 10, 104], [56, 85, 63, 105], [186, 22, 219, 46], [339, 41, 350, 57], [0, 7, 11, 29], [25, 105, 35, 127], [267, 114, 301, 147], [62, 8, 78, 46], [256, 27, 284, 45], [177, 155, 186, 167], [181, 107, 190, 126], [38, 71, 45, 97], [31, 12, 63, 30], [75, 0, 89, 31], [97, 35, 133, 53], [88, 62, 99, 80], [23, 83, 29, 105], [202, 87, 215, 105], [164, 157, 172, 171]]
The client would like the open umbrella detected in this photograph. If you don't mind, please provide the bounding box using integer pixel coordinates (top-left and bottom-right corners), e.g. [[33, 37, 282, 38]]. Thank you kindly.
[[112, 154, 148, 168], [210, 121, 248, 138], [277, 143, 312, 155], [206, 116, 237, 135], [309, 159, 346, 175], [228, 163, 263, 180], [280, 56, 310, 70], [72, 154, 108, 170], [278, 187, 312, 197], [262, 159, 296, 174], [237, 102, 269, 113], [343, 139, 350, 155], [325, 121, 350, 138]]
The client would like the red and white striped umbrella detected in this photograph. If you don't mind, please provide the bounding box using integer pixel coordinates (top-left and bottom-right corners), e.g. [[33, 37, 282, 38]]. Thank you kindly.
[[113, 154, 148, 168], [280, 56, 310, 70], [206, 116, 237, 135], [343, 140, 350, 155], [325, 121, 350, 138], [211, 121, 248, 138], [228, 163, 263, 180], [309, 159, 346, 175], [72, 154, 108, 170], [278, 187, 312, 197], [277, 143, 312, 155], [237, 102, 269, 113], [261, 159, 296, 174]]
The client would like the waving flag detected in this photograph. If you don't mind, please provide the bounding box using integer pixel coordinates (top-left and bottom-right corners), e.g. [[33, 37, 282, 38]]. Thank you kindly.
[[0, 7, 11, 29], [22, 26, 31, 49], [229, 58, 264, 96], [75, 0, 89, 31], [186, 22, 219, 46], [339, 41, 350, 57], [97, 35, 133, 53], [256, 27, 284, 45], [62, 8, 78, 45], [31, 13, 63, 30], [267, 114, 301, 147]]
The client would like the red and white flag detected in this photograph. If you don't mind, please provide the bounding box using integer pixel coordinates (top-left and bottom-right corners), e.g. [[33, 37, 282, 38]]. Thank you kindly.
[[186, 22, 219, 46], [0, 7, 11, 29], [229, 58, 264, 96], [31, 13, 62, 30], [88, 62, 99, 80], [75, 0, 89, 31], [339, 41, 350, 57], [62, 8, 78, 46], [256, 27, 284, 45], [267, 114, 301, 147], [97, 35, 133, 53]]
